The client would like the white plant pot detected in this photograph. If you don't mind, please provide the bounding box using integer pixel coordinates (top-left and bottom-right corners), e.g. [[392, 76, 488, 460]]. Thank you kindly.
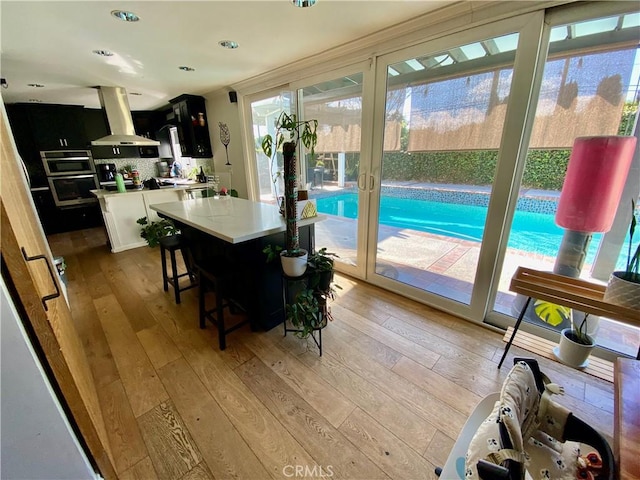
[[603, 271, 640, 309], [555, 328, 595, 368], [280, 250, 308, 277]]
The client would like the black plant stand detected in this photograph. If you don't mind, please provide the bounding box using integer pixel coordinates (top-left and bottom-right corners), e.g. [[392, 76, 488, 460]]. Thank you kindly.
[[282, 272, 328, 356]]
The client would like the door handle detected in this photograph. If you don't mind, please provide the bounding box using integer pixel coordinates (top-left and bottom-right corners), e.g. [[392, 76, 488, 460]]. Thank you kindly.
[[63, 138, 68, 147], [369, 174, 375, 192], [21, 247, 61, 311], [59, 138, 64, 147], [358, 173, 366, 191]]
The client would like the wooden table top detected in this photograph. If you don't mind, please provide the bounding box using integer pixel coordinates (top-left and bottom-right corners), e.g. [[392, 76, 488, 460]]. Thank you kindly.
[[614, 358, 640, 480], [509, 267, 640, 327]]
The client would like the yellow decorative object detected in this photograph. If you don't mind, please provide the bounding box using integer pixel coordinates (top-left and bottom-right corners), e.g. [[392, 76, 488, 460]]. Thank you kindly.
[[296, 199, 317, 219], [534, 300, 570, 327]]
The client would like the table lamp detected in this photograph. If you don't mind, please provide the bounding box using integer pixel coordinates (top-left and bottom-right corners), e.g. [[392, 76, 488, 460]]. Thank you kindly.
[[554, 135, 637, 277]]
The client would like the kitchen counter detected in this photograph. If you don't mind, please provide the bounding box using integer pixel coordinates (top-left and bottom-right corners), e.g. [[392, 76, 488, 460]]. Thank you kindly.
[[91, 187, 193, 253], [150, 197, 325, 330], [149, 196, 325, 244], [90, 184, 199, 199]]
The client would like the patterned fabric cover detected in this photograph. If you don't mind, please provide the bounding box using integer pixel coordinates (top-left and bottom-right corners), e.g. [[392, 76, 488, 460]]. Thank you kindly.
[[465, 361, 581, 480]]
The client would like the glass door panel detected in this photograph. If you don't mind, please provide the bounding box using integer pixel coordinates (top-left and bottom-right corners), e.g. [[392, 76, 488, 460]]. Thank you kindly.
[[492, 11, 640, 355], [248, 92, 293, 203], [300, 73, 365, 267], [374, 32, 519, 306]]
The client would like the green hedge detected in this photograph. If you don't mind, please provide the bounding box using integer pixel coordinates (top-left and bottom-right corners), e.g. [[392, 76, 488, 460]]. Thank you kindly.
[[340, 149, 571, 190]]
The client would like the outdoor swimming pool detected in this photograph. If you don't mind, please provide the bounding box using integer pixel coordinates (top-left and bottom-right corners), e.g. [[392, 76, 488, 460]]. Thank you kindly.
[[316, 192, 627, 267]]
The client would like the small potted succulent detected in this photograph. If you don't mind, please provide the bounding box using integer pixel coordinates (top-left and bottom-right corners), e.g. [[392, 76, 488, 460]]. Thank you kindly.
[[603, 199, 640, 309], [261, 112, 318, 277]]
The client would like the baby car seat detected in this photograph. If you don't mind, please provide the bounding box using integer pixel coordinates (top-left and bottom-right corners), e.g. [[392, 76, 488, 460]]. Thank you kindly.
[[464, 358, 614, 480]]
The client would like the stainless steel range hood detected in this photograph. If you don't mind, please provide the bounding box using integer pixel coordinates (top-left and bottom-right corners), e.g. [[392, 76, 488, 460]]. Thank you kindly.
[[91, 86, 160, 146]]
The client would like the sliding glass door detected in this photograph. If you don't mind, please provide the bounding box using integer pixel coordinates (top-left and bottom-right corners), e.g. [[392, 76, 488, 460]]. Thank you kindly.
[[366, 14, 545, 317], [242, 3, 639, 354], [491, 8, 640, 356], [297, 70, 367, 270]]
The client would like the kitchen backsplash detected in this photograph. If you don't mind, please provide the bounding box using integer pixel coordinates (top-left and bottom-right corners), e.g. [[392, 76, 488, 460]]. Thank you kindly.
[[94, 158, 214, 180]]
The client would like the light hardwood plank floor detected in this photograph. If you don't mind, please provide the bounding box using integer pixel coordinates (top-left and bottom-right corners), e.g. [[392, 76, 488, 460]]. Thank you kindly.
[[50, 227, 615, 480]]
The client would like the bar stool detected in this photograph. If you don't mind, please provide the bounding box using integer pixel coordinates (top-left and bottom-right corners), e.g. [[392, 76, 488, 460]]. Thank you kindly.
[[193, 257, 251, 350], [159, 234, 197, 304]]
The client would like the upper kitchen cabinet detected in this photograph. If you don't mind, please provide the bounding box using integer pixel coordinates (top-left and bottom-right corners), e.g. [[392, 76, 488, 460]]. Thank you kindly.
[[132, 110, 166, 140], [169, 94, 213, 158], [17, 103, 88, 150]]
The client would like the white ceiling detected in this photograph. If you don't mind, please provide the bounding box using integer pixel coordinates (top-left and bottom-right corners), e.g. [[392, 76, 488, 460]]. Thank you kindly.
[[0, 1, 450, 111]]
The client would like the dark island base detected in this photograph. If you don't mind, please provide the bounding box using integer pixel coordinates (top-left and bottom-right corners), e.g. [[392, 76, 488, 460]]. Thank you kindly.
[[179, 224, 315, 331]]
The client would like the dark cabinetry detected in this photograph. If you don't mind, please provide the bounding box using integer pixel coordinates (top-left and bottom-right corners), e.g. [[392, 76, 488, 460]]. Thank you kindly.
[[169, 94, 212, 158], [30, 189, 102, 235], [15, 103, 87, 150], [6, 103, 87, 187], [91, 145, 158, 159], [132, 110, 166, 140]]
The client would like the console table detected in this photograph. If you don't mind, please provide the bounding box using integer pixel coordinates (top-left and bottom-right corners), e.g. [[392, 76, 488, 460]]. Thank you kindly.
[[498, 267, 640, 368]]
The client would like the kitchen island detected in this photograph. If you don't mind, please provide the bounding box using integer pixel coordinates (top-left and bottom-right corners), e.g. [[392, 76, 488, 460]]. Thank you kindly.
[[150, 196, 325, 330], [92, 185, 204, 253]]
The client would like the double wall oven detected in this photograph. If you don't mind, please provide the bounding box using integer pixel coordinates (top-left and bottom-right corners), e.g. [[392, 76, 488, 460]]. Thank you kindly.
[[41, 150, 100, 207]]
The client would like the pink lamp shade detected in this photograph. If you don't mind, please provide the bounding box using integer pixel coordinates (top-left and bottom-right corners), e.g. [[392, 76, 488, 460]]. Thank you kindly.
[[555, 135, 637, 233]]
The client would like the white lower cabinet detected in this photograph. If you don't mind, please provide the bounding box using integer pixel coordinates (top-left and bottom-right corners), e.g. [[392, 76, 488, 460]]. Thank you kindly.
[[97, 189, 185, 253]]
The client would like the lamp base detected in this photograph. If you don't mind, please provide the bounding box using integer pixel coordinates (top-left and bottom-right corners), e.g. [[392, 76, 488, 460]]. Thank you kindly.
[[553, 229, 592, 278]]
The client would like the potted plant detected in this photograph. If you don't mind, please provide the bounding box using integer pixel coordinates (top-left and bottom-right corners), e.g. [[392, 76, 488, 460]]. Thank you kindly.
[[136, 216, 179, 247], [603, 199, 640, 309], [261, 112, 318, 277], [555, 312, 595, 368], [286, 248, 340, 339]]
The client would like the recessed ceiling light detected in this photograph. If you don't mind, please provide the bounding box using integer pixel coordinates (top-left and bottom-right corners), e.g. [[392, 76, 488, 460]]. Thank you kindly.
[[27, 83, 45, 88], [111, 10, 140, 22], [292, 0, 316, 7], [178, 66, 195, 72], [219, 40, 239, 49], [93, 49, 114, 57]]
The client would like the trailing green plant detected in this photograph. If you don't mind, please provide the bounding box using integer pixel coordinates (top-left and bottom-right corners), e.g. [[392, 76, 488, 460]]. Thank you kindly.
[[262, 244, 283, 263], [621, 198, 640, 282], [285, 248, 341, 338], [136, 217, 179, 248], [286, 288, 325, 339]]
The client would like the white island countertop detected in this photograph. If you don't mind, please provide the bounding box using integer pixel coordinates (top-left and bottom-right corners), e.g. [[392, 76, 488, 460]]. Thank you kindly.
[[150, 196, 325, 244]]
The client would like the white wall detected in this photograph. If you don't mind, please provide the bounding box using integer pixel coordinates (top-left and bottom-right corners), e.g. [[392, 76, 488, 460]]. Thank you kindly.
[[1, 278, 97, 480], [203, 89, 247, 199]]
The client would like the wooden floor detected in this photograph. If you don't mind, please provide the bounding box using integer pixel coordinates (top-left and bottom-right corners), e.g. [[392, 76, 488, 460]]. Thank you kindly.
[[48, 227, 616, 480]]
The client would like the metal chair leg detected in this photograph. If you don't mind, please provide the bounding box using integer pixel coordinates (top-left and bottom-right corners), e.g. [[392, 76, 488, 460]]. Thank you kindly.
[[498, 296, 532, 369], [160, 244, 168, 292], [169, 248, 181, 304]]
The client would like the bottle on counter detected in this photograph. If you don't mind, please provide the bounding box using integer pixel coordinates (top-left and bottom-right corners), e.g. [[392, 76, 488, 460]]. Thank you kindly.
[[115, 173, 126, 193], [197, 166, 206, 183], [132, 170, 142, 189]]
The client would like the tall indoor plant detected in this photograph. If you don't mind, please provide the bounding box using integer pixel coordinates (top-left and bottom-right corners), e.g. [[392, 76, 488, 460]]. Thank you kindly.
[[603, 199, 640, 309], [261, 112, 318, 277]]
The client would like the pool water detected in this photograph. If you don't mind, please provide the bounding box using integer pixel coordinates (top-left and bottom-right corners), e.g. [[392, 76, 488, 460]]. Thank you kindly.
[[316, 192, 628, 268]]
